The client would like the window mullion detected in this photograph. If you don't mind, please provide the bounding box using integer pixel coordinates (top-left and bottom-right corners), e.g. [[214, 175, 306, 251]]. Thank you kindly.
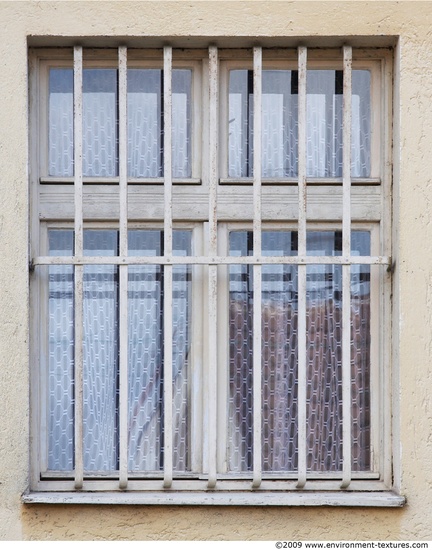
[[296, 45, 308, 489], [163, 45, 174, 489], [341, 44, 353, 489], [252, 46, 262, 489], [73, 45, 84, 490], [118, 45, 129, 490]]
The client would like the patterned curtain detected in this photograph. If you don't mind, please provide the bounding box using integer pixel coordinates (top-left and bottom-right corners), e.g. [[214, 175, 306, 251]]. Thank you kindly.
[[228, 231, 371, 473]]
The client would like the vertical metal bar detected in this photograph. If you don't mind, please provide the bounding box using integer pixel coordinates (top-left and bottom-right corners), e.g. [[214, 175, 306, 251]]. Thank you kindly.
[[296, 45, 307, 489], [341, 44, 352, 489], [252, 46, 262, 489], [118, 46, 129, 489], [163, 45, 174, 489], [207, 45, 218, 489], [73, 45, 84, 490]]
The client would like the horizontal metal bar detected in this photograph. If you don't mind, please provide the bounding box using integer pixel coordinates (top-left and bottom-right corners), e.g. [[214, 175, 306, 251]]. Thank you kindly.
[[219, 178, 381, 186], [34, 255, 390, 266], [40, 176, 379, 186], [40, 177, 202, 186]]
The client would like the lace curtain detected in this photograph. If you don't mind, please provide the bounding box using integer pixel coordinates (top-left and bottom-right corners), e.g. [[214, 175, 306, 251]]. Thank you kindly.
[[49, 68, 191, 178], [47, 230, 191, 472], [228, 231, 371, 472], [228, 69, 371, 178]]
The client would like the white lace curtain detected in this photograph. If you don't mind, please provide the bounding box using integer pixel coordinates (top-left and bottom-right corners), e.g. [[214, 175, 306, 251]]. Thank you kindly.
[[49, 68, 191, 179], [228, 69, 371, 179], [47, 230, 191, 472]]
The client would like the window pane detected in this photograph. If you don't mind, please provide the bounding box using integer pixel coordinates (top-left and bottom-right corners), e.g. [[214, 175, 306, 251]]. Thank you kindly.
[[127, 230, 192, 472], [306, 70, 342, 178], [49, 69, 74, 177], [307, 70, 371, 178], [349, 231, 371, 471], [228, 230, 371, 473], [49, 67, 192, 179], [48, 230, 74, 470], [172, 70, 192, 178], [83, 231, 119, 472], [228, 69, 370, 179], [83, 69, 118, 177], [228, 231, 298, 472], [47, 229, 192, 474], [228, 70, 253, 178], [261, 233, 299, 472], [352, 71, 371, 177], [127, 69, 192, 178], [228, 70, 298, 178], [128, 70, 162, 178]]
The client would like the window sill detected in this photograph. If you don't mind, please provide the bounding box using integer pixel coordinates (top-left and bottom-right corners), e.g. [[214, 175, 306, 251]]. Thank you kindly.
[[22, 491, 406, 507]]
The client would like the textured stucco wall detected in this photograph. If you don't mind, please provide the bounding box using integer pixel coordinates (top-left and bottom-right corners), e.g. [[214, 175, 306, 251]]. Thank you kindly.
[[1, 0, 432, 540]]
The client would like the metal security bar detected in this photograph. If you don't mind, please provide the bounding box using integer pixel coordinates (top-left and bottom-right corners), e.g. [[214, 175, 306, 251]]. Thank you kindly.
[[252, 46, 263, 489], [341, 45, 353, 488], [207, 44, 218, 489], [163, 45, 174, 489], [296, 45, 308, 489], [118, 45, 129, 490], [73, 45, 84, 490], [34, 255, 389, 267]]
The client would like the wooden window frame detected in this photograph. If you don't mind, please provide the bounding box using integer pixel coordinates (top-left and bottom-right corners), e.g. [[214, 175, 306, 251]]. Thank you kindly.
[[26, 44, 405, 507]]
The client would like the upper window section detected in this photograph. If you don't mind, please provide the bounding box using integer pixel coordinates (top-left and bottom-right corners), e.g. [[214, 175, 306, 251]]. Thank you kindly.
[[228, 69, 371, 179], [48, 67, 192, 178]]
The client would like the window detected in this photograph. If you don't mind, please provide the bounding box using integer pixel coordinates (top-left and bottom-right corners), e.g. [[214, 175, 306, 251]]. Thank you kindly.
[[28, 44, 403, 505]]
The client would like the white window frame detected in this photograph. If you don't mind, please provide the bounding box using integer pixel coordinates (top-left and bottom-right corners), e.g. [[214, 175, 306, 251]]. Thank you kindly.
[[26, 44, 405, 506]]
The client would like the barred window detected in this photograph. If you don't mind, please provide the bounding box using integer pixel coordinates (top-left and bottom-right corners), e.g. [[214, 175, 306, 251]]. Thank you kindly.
[[28, 44, 402, 506]]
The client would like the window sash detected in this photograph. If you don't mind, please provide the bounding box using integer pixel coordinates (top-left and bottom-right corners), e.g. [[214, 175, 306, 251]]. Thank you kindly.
[[40, 55, 202, 183], [219, 56, 382, 182], [36, 221, 383, 483]]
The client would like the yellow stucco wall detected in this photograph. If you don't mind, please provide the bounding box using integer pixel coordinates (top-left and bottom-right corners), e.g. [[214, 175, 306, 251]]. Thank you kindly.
[[1, 0, 432, 540]]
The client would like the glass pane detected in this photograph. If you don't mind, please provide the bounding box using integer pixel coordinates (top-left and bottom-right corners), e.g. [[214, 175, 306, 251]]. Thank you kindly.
[[306, 70, 342, 178], [49, 69, 74, 177], [352, 71, 371, 177], [83, 231, 119, 472], [228, 230, 371, 473], [350, 231, 371, 471], [228, 70, 253, 178], [305, 231, 370, 471], [128, 69, 192, 178], [172, 70, 192, 178], [228, 231, 254, 471], [48, 230, 74, 470], [307, 70, 371, 178], [128, 70, 162, 178], [228, 69, 370, 179], [49, 67, 192, 179], [83, 69, 118, 177], [261, 233, 299, 472], [47, 229, 192, 474], [228, 231, 298, 472], [228, 70, 298, 178], [127, 230, 192, 472]]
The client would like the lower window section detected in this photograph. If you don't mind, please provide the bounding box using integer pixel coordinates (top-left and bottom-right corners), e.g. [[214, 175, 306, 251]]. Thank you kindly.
[[47, 229, 192, 473], [228, 231, 371, 474], [42, 227, 375, 482]]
